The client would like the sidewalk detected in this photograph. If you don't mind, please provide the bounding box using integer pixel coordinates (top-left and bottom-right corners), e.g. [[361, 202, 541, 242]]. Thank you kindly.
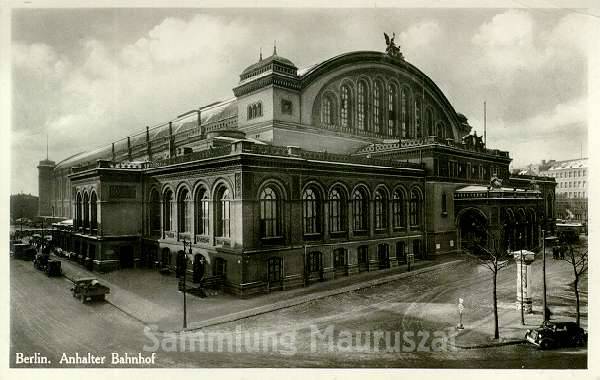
[[57, 254, 463, 332]]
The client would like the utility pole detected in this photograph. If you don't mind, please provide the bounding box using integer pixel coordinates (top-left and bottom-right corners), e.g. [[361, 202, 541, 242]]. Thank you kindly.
[[484, 101, 487, 147], [542, 229, 548, 322]]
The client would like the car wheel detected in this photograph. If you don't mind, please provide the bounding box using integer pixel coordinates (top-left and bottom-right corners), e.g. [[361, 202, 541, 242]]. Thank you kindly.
[[539, 340, 551, 350]]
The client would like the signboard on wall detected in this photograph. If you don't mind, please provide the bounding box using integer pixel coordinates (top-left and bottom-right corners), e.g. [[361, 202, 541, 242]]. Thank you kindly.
[[109, 185, 136, 199]]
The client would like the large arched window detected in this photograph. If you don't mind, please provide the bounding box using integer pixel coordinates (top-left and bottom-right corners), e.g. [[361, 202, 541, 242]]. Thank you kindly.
[[75, 193, 82, 228], [388, 83, 397, 137], [340, 84, 352, 129], [437, 122, 445, 139], [401, 88, 410, 138], [83, 192, 89, 230], [329, 188, 346, 233], [260, 186, 282, 238], [322, 95, 334, 126], [374, 189, 387, 230], [392, 189, 406, 228], [163, 189, 174, 231], [195, 187, 209, 236], [149, 189, 161, 236], [410, 188, 422, 227], [415, 98, 422, 138], [357, 80, 368, 131], [216, 187, 231, 237], [425, 108, 433, 137], [177, 188, 191, 234], [352, 187, 369, 232], [373, 81, 384, 135], [446, 124, 454, 140], [90, 191, 97, 233], [302, 187, 321, 235]]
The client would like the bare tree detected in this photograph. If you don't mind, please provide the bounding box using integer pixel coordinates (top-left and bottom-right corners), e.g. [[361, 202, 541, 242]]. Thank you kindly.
[[464, 223, 513, 340], [563, 245, 588, 326]]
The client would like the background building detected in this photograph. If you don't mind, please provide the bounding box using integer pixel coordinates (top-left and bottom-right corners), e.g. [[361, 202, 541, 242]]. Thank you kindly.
[[40, 45, 556, 296], [539, 158, 587, 222]]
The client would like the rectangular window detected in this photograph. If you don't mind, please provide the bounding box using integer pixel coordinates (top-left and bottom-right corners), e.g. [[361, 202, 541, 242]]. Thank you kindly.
[[281, 99, 293, 115]]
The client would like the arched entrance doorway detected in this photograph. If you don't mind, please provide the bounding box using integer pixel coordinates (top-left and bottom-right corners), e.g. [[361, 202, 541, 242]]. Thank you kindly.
[[457, 208, 488, 255]]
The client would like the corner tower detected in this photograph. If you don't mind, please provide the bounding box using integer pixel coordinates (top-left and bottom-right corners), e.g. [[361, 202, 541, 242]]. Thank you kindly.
[[37, 158, 56, 216]]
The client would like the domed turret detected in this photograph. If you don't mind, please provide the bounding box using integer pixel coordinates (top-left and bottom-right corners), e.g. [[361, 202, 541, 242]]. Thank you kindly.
[[239, 45, 298, 82]]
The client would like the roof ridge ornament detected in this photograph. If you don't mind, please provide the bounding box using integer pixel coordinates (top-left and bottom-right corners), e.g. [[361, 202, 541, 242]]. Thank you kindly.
[[384, 32, 404, 60]]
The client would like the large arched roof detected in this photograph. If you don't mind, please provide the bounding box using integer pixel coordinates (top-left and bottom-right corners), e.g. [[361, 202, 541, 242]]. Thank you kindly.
[[298, 51, 463, 127]]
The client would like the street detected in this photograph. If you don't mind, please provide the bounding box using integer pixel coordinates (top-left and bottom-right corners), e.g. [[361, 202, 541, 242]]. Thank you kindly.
[[10, 254, 587, 368]]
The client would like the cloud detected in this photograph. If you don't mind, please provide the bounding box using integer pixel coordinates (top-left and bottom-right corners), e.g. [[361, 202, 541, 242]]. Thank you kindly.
[[398, 20, 442, 59], [478, 97, 587, 167], [12, 42, 70, 79], [472, 10, 533, 48]]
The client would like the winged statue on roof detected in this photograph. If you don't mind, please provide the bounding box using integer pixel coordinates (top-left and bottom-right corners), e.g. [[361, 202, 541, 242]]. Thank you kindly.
[[384, 32, 404, 60]]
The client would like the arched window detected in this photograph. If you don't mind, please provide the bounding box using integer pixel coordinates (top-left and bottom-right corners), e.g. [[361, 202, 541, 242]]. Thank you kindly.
[[388, 83, 397, 137], [357, 81, 368, 131], [425, 108, 433, 137], [410, 188, 422, 227], [340, 85, 352, 129], [446, 124, 453, 140], [401, 88, 409, 138], [149, 189, 161, 236], [415, 98, 422, 138], [257, 103, 262, 117], [83, 192, 89, 230], [195, 187, 209, 236], [329, 188, 346, 233], [392, 189, 406, 228], [75, 193, 82, 228], [373, 81, 384, 135], [374, 189, 387, 230], [216, 187, 231, 237], [547, 195, 554, 219], [90, 192, 97, 233], [177, 188, 191, 234], [437, 122, 445, 139], [302, 187, 321, 234], [163, 189, 173, 231], [322, 95, 333, 126], [260, 186, 281, 238], [352, 187, 368, 232]]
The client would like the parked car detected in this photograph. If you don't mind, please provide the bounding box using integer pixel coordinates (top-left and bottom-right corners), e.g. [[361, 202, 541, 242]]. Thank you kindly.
[[525, 321, 587, 349]]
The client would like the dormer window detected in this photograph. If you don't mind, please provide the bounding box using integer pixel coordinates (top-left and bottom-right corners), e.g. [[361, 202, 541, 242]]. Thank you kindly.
[[247, 102, 263, 120]]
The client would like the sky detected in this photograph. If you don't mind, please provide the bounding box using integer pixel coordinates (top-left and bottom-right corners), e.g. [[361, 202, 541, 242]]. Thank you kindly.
[[10, 6, 594, 195]]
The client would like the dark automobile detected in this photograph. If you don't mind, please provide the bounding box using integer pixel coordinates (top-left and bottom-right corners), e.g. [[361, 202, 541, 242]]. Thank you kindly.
[[70, 277, 110, 303], [525, 321, 587, 349]]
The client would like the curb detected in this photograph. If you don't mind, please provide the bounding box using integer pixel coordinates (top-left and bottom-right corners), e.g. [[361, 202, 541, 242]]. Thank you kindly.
[[178, 259, 464, 333], [450, 339, 526, 350]]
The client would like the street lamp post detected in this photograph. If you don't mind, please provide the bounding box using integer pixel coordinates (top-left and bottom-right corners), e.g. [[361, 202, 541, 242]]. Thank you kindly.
[[181, 239, 189, 329], [519, 233, 525, 325]]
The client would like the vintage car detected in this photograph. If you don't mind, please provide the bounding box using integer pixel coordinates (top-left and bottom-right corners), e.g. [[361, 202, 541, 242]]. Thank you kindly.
[[70, 277, 110, 303], [13, 243, 37, 260], [46, 259, 62, 277], [525, 321, 587, 349]]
